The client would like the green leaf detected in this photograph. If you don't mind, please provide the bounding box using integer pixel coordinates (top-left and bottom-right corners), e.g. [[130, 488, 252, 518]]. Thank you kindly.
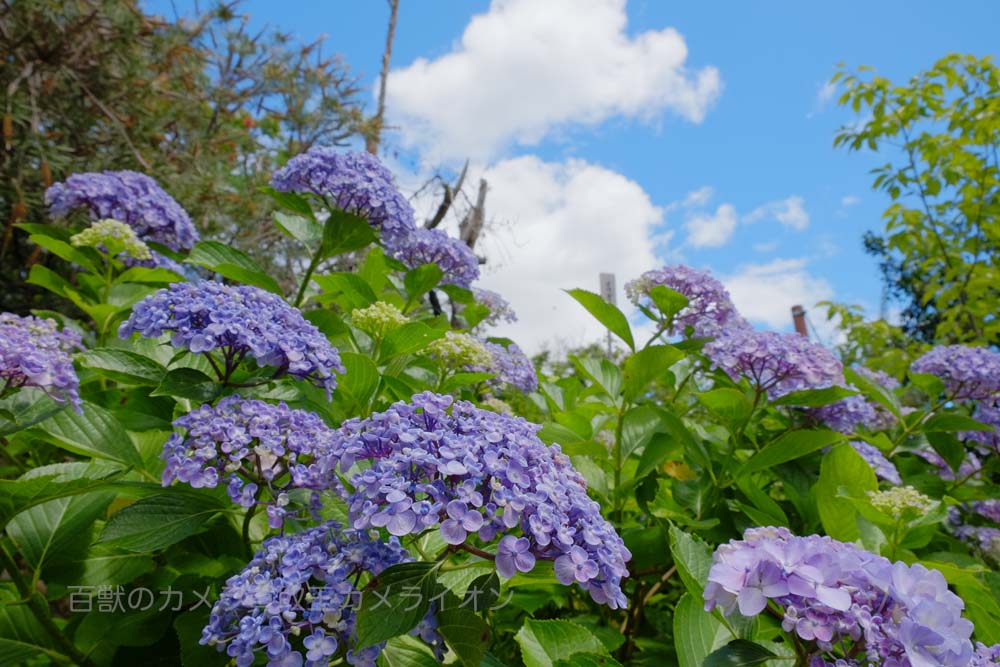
[[437, 607, 491, 666], [321, 209, 378, 257], [552, 655, 622, 667], [674, 593, 733, 667], [0, 390, 66, 436], [100, 492, 223, 552], [76, 543, 155, 587], [36, 402, 143, 466], [0, 585, 58, 664], [174, 609, 229, 667], [669, 526, 714, 598], [737, 429, 844, 478], [273, 210, 322, 247], [514, 618, 608, 667], [772, 386, 858, 407], [26, 263, 77, 298], [79, 348, 166, 385], [703, 640, 776, 667], [151, 368, 219, 402], [926, 431, 965, 472], [0, 463, 125, 527], [355, 563, 439, 649], [564, 289, 634, 351], [922, 413, 992, 432], [185, 241, 283, 294], [648, 285, 690, 320], [620, 405, 667, 460], [816, 444, 878, 541], [378, 636, 442, 667], [696, 388, 753, 427], [404, 264, 445, 300], [7, 491, 113, 575], [635, 412, 697, 479], [380, 322, 446, 360], [259, 186, 316, 217], [28, 234, 100, 273], [115, 266, 184, 285], [337, 352, 380, 408], [313, 272, 378, 310], [623, 345, 683, 401], [845, 366, 901, 419]]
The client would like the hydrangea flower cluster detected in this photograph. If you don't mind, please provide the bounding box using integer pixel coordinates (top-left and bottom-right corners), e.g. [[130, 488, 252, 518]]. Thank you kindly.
[[704, 329, 843, 400], [201, 521, 444, 667], [910, 345, 1000, 400], [269, 148, 416, 246], [391, 228, 480, 288], [334, 392, 632, 609], [704, 526, 974, 667], [475, 342, 538, 393], [472, 288, 517, 326], [119, 281, 344, 397], [972, 642, 1000, 666], [163, 396, 344, 529], [0, 313, 83, 411], [625, 265, 748, 338], [46, 170, 198, 251], [848, 441, 902, 485], [953, 525, 1000, 561], [812, 392, 878, 434], [867, 486, 934, 516], [427, 331, 493, 368], [70, 218, 152, 261], [350, 302, 408, 339], [915, 447, 982, 482], [851, 366, 901, 430]]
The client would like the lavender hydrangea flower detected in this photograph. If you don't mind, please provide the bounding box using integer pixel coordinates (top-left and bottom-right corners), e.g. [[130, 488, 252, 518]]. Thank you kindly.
[[119, 281, 344, 396], [46, 170, 198, 251], [704, 329, 843, 400], [972, 643, 1000, 666], [483, 342, 538, 393], [201, 522, 444, 667], [472, 288, 517, 326], [163, 396, 344, 528], [391, 228, 480, 288], [333, 392, 631, 609], [962, 401, 1000, 454], [811, 392, 879, 434], [846, 441, 902, 485], [704, 526, 974, 667], [625, 265, 748, 338], [270, 148, 416, 246], [910, 345, 1000, 401], [0, 313, 82, 411]]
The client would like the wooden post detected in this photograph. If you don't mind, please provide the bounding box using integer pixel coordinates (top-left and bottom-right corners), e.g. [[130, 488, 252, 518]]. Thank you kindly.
[[791, 305, 808, 337]]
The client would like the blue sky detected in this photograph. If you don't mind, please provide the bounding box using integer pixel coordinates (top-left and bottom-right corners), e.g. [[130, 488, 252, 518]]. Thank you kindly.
[[148, 0, 999, 352]]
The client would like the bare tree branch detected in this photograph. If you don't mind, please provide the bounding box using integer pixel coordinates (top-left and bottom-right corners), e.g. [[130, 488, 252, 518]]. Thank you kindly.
[[425, 160, 468, 229], [366, 0, 398, 154]]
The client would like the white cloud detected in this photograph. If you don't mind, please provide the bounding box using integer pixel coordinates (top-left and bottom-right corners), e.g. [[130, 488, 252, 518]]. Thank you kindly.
[[386, 0, 722, 162], [680, 186, 714, 208], [817, 81, 836, 105], [753, 240, 779, 253], [745, 196, 809, 230], [685, 204, 738, 248], [721, 258, 834, 330], [840, 195, 860, 207], [470, 156, 663, 352]]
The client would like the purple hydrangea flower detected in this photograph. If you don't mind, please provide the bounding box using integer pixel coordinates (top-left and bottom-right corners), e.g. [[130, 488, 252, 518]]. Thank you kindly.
[[704, 526, 974, 667], [119, 281, 344, 397], [334, 392, 631, 609], [962, 400, 1000, 454], [473, 342, 538, 393], [910, 345, 1000, 401], [848, 441, 902, 485], [391, 228, 480, 288], [270, 148, 416, 246], [850, 366, 900, 430], [704, 329, 843, 400], [163, 396, 345, 528], [0, 313, 82, 412], [472, 288, 517, 326], [625, 265, 749, 338], [812, 391, 880, 434], [200, 522, 444, 667], [46, 171, 198, 251], [972, 643, 1000, 666]]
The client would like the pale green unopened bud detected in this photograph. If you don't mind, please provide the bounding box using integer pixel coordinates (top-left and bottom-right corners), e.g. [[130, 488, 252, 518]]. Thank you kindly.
[[351, 301, 408, 338], [868, 486, 934, 516], [70, 218, 152, 260], [428, 331, 492, 368]]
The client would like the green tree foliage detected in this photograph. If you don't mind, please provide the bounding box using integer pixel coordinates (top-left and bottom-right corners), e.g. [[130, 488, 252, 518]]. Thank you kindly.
[[0, 0, 374, 312], [834, 54, 1000, 344]]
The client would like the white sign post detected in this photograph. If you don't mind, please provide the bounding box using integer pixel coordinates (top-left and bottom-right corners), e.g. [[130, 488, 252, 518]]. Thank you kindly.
[[599, 273, 616, 357]]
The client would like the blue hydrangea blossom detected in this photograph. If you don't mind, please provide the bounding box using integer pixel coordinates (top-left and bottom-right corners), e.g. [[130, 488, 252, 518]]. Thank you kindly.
[[0, 313, 83, 411], [471, 288, 517, 326], [391, 228, 480, 288], [910, 345, 1000, 401], [473, 341, 538, 393], [625, 264, 749, 338], [333, 392, 631, 608], [163, 396, 345, 529], [119, 281, 344, 396], [200, 521, 444, 667]]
